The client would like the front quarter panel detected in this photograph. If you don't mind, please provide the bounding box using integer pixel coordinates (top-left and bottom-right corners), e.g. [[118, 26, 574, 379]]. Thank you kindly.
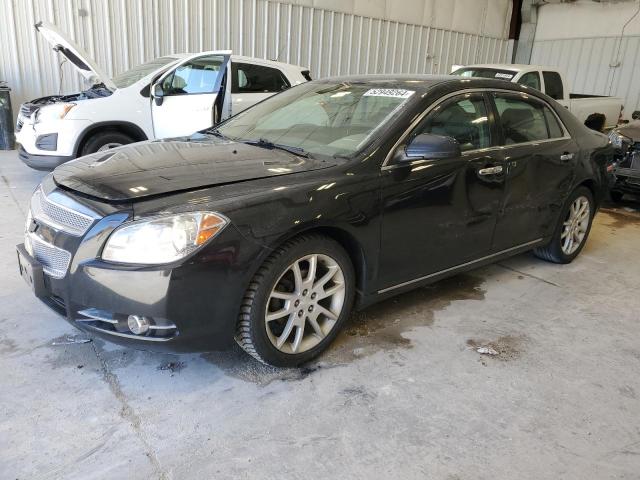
[[133, 162, 383, 298]]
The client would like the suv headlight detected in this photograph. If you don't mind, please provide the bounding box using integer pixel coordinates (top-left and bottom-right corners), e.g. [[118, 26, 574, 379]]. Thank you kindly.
[[102, 212, 228, 264], [35, 103, 76, 123]]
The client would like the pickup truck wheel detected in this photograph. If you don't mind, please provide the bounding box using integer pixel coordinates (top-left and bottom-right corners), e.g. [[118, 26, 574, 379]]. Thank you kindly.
[[235, 235, 355, 367], [80, 131, 134, 156], [534, 186, 594, 264]]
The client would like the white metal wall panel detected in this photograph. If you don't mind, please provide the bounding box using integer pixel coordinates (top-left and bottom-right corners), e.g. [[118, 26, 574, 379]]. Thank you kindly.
[[0, 0, 510, 119]]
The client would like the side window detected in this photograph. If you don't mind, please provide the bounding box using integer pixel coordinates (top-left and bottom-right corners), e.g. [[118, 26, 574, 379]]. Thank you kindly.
[[542, 71, 564, 100], [517, 72, 541, 91], [162, 55, 224, 95], [494, 94, 563, 144], [413, 94, 491, 152], [543, 107, 565, 138], [232, 63, 290, 93]]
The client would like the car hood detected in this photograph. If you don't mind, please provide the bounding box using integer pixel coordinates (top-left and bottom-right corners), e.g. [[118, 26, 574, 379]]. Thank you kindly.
[[35, 20, 117, 91], [615, 121, 640, 142], [53, 135, 334, 202]]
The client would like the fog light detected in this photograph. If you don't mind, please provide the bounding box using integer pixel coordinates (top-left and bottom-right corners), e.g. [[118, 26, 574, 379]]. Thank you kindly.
[[127, 315, 150, 335]]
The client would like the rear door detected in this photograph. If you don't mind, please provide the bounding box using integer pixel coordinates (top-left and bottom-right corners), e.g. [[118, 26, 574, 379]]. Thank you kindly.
[[378, 92, 507, 288], [151, 53, 230, 138], [230, 62, 291, 114], [489, 91, 578, 251]]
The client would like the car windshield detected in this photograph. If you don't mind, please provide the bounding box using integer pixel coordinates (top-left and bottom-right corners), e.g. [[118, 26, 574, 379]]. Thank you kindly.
[[216, 82, 417, 157], [451, 67, 517, 81], [112, 56, 177, 89]]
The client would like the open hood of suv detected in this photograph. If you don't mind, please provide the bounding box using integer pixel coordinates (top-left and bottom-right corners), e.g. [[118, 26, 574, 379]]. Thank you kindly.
[[35, 21, 116, 91], [52, 135, 334, 202]]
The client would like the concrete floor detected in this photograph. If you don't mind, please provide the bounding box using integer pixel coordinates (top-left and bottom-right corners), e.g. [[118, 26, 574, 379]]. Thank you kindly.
[[1, 150, 640, 480]]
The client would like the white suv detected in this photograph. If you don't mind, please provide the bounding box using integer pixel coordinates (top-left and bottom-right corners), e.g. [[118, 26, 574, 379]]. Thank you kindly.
[[16, 21, 311, 170]]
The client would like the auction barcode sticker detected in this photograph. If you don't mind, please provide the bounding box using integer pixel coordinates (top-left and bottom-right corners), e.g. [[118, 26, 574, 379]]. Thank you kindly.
[[494, 73, 514, 80], [363, 88, 415, 99]]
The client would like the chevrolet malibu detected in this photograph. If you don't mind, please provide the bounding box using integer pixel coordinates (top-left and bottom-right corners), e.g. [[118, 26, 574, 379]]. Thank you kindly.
[[17, 76, 612, 367]]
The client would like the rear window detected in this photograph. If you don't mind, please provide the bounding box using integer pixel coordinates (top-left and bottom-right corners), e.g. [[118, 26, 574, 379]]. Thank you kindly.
[[301, 70, 312, 82], [542, 71, 564, 100], [232, 63, 290, 93], [451, 68, 516, 81]]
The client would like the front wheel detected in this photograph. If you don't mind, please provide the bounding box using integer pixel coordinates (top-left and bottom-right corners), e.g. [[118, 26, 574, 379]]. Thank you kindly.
[[534, 186, 594, 264], [80, 131, 134, 156], [235, 235, 355, 367]]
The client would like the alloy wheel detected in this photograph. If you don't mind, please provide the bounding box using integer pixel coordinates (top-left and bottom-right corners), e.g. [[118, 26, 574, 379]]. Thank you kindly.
[[264, 254, 346, 354], [561, 195, 590, 255]]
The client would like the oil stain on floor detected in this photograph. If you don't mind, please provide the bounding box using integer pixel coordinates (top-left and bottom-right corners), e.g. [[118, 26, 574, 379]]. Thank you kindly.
[[324, 273, 486, 363]]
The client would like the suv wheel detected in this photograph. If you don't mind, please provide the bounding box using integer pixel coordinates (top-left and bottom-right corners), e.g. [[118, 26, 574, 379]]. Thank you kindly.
[[534, 186, 594, 264], [81, 131, 134, 155], [235, 235, 355, 367]]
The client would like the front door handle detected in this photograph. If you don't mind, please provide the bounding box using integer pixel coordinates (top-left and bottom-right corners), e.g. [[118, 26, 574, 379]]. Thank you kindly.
[[560, 153, 574, 162], [478, 165, 503, 176]]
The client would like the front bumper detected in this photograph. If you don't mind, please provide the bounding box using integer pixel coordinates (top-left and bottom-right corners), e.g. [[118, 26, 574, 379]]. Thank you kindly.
[[18, 181, 267, 353], [18, 145, 74, 171], [611, 167, 640, 194]]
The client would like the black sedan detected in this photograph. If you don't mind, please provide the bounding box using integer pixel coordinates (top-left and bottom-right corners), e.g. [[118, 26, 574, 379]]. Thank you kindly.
[[17, 76, 612, 367]]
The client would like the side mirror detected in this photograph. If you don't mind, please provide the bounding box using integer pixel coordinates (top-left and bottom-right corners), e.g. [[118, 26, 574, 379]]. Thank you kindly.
[[152, 83, 164, 106], [632, 110, 640, 120], [404, 133, 461, 160]]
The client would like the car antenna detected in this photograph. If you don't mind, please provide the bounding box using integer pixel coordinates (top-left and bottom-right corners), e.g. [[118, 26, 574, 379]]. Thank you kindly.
[[272, 42, 287, 63]]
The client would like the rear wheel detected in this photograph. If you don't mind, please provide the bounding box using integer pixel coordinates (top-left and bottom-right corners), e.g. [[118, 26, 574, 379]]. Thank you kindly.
[[534, 186, 594, 264], [80, 131, 134, 156], [235, 235, 355, 367]]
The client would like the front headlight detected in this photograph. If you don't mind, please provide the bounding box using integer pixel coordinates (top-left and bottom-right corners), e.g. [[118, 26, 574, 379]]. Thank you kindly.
[[608, 130, 631, 149], [102, 211, 228, 264], [35, 103, 76, 123]]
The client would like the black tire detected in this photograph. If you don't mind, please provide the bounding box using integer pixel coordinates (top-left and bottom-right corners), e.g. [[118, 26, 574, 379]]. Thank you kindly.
[[235, 234, 355, 367], [534, 186, 594, 264], [80, 131, 134, 156], [610, 190, 624, 203]]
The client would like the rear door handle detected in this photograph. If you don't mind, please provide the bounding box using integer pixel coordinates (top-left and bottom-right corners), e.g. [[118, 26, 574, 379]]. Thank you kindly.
[[560, 153, 574, 162], [478, 165, 503, 176]]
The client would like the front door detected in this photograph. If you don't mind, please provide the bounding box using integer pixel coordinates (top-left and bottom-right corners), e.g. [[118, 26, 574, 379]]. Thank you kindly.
[[489, 92, 578, 251], [379, 92, 506, 289], [151, 54, 230, 139]]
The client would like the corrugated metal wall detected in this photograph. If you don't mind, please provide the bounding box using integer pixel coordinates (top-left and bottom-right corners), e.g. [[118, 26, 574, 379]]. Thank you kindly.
[[531, 36, 640, 115], [0, 0, 510, 117]]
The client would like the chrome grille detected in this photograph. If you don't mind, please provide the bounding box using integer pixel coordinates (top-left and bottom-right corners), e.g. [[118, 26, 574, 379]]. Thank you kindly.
[[31, 188, 95, 236], [26, 234, 71, 279]]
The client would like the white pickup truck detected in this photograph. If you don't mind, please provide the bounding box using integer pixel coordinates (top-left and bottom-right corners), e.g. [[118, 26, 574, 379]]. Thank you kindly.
[[452, 64, 624, 130]]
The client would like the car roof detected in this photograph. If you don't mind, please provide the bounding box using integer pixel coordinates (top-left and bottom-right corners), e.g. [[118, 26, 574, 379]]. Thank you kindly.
[[166, 52, 307, 70], [316, 74, 526, 92], [461, 64, 560, 74]]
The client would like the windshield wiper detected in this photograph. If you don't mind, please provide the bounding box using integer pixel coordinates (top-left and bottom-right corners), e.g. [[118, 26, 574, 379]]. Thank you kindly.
[[243, 138, 309, 158], [205, 128, 227, 139]]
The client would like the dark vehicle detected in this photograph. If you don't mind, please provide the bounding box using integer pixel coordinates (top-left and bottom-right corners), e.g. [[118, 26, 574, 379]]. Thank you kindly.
[[17, 76, 611, 367], [608, 118, 640, 202]]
